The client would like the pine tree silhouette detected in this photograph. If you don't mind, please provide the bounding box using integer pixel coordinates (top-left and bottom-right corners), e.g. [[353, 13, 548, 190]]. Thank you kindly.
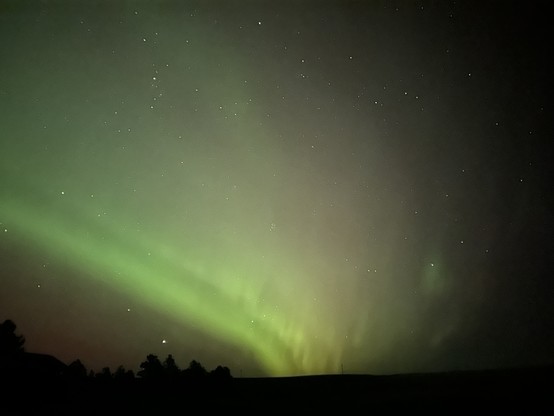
[[0, 319, 25, 356]]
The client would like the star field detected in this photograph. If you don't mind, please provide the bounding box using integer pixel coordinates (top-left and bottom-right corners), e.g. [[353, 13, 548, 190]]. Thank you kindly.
[[1, 1, 553, 376]]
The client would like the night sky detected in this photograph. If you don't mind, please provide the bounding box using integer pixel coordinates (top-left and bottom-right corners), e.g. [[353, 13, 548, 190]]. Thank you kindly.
[[1, 0, 553, 377]]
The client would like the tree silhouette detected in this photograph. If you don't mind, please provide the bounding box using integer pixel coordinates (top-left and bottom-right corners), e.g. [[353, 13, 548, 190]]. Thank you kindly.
[[210, 365, 232, 380], [183, 359, 207, 379], [137, 354, 164, 379], [163, 354, 180, 379], [0, 319, 25, 355], [114, 365, 135, 381], [95, 366, 113, 381], [67, 359, 88, 379]]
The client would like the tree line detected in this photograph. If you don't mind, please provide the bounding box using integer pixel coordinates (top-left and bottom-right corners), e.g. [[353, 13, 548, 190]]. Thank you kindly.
[[0, 319, 232, 382]]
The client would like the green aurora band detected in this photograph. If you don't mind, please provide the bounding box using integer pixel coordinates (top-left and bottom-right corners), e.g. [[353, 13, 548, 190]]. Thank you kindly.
[[0, 4, 470, 376], [2, 181, 342, 375]]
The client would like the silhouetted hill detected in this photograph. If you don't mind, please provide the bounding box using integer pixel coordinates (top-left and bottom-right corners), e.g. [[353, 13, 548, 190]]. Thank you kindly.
[[0, 351, 67, 378], [231, 366, 553, 412], [2, 364, 552, 414]]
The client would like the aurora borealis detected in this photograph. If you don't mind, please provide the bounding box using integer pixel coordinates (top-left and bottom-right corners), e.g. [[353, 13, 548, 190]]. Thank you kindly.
[[1, 1, 553, 377]]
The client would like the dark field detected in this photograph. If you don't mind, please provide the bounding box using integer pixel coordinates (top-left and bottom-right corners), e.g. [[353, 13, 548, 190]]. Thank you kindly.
[[3, 366, 552, 414]]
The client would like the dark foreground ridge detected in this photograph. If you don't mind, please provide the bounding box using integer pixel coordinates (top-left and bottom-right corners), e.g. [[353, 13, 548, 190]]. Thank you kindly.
[[1, 319, 553, 413], [2, 364, 553, 414], [235, 367, 553, 412]]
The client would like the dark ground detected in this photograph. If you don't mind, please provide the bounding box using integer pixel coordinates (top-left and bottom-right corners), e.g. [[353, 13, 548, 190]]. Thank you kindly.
[[2, 365, 553, 414]]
